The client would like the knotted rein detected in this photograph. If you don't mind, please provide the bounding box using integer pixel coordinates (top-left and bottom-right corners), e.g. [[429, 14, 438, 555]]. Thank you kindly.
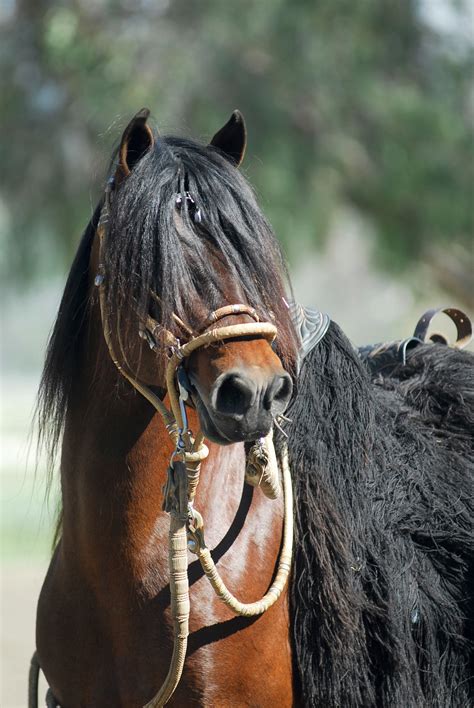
[[97, 185, 294, 707]]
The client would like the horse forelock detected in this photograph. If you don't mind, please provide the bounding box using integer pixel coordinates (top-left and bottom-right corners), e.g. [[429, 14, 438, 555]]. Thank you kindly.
[[104, 133, 298, 376]]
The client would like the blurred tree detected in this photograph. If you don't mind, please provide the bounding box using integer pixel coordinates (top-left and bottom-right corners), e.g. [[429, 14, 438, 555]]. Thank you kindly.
[[1, 0, 472, 305]]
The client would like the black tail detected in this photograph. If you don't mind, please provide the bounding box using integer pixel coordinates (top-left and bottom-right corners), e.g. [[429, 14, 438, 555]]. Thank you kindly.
[[285, 321, 474, 707]]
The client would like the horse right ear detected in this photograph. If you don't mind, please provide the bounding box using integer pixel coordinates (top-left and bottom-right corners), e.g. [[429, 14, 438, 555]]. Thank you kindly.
[[210, 110, 247, 167], [116, 108, 154, 183]]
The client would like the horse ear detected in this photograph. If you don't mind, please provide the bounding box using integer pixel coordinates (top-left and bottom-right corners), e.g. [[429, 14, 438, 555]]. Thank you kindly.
[[116, 108, 154, 182], [210, 110, 247, 167]]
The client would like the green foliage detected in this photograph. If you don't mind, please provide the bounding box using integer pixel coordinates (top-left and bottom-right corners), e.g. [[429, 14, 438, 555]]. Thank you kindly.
[[1, 0, 472, 283]]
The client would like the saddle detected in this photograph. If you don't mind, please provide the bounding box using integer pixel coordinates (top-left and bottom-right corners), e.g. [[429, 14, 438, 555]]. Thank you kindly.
[[358, 307, 472, 376]]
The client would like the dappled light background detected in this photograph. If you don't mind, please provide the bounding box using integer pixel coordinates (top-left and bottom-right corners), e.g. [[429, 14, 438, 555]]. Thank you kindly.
[[1, 1, 473, 704]]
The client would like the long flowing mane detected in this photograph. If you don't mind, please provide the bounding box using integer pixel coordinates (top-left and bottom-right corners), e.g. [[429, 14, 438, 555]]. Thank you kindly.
[[286, 321, 474, 707], [36, 133, 298, 469]]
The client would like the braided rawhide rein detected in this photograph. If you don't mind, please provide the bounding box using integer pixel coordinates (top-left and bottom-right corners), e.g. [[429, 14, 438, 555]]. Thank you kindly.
[[106, 302, 293, 708], [144, 321, 293, 707], [97, 189, 293, 707]]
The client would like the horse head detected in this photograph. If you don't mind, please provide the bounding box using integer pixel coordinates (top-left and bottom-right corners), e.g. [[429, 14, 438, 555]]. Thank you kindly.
[[91, 108, 298, 445]]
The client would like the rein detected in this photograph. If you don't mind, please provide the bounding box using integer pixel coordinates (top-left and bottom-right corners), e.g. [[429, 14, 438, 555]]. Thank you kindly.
[[95, 185, 293, 707]]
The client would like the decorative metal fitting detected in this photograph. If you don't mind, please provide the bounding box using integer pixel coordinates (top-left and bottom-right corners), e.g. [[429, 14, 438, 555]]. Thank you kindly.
[[138, 326, 158, 351], [175, 191, 203, 224]]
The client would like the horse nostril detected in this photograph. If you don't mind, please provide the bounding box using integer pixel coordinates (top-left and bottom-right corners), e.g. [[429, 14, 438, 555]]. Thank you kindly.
[[213, 374, 257, 417], [264, 374, 293, 413]]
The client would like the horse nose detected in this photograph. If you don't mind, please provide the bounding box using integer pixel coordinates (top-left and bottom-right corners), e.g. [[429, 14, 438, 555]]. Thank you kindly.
[[264, 372, 293, 415], [212, 373, 257, 417], [212, 371, 292, 418]]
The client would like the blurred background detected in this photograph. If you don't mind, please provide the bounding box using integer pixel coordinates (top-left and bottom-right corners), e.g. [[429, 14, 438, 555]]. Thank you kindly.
[[1, 0, 473, 704]]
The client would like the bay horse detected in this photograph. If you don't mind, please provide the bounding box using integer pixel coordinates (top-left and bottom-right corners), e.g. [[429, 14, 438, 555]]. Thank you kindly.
[[31, 108, 473, 707], [32, 108, 299, 707]]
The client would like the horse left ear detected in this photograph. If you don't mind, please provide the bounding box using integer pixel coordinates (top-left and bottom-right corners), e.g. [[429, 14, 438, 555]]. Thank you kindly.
[[116, 107, 154, 183], [210, 110, 247, 167]]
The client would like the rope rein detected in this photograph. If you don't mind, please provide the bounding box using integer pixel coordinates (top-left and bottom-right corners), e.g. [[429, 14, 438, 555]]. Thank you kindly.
[[100, 186, 294, 707]]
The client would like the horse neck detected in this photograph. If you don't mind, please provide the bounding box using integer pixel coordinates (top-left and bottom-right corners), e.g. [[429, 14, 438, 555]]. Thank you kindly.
[[58, 294, 246, 597]]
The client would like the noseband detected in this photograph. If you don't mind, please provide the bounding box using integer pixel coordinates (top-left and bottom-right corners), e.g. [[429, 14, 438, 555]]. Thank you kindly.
[[93, 183, 294, 707]]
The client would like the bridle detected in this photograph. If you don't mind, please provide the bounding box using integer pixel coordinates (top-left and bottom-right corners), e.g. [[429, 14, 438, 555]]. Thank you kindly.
[[29, 178, 330, 708], [95, 182, 295, 707]]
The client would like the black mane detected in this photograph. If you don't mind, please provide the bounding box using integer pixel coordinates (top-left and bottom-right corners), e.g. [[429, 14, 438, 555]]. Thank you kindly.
[[286, 322, 474, 707], [37, 133, 298, 469]]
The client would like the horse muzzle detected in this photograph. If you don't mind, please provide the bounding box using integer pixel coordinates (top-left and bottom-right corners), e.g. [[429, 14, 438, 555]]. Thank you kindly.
[[190, 368, 293, 444]]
